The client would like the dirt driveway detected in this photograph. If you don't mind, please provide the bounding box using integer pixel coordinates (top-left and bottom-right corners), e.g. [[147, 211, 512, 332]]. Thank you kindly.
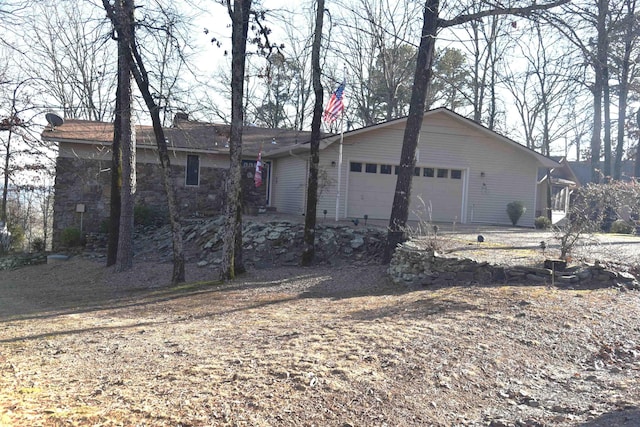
[[2, 243, 640, 426]]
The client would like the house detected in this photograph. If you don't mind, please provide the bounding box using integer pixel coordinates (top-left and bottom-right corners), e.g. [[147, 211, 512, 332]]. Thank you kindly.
[[41, 115, 313, 248], [267, 108, 560, 227], [569, 160, 638, 185], [536, 157, 580, 224], [43, 108, 560, 249]]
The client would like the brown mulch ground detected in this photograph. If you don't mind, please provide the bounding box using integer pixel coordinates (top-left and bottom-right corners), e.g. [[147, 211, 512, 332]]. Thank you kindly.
[[2, 248, 640, 426]]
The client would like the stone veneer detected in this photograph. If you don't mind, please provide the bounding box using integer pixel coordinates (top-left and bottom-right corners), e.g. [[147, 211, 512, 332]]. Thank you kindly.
[[388, 241, 640, 290], [53, 157, 266, 249]]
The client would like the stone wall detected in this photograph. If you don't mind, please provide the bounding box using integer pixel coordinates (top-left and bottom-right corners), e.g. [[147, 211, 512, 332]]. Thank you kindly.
[[53, 157, 266, 249], [388, 241, 640, 290], [0, 253, 47, 271]]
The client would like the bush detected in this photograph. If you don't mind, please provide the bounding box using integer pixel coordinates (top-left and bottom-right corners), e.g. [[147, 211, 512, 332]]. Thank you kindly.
[[610, 219, 634, 234], [60, 227, 83, 248], [7, 223, 24, 252], [506, 201, 526, 226], [134, 204, 166, 228], [99, 219, 109, 234], [534, 216, 551, 230], [31, 237, 46, 252]]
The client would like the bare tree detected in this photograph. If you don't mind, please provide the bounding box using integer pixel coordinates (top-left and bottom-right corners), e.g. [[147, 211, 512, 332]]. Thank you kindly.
[[112, 0, 136, 272], [0, 78, 52, 224], [219, 0, 252, 280], [454, 7, 512, 129], [22, 1, 116, 121], [300, 0, 325, 266], [501, 20, 583, 156], [611, 0, 640, 179], [102, 0, 185, 284], [546, 0, 613, 182], [333, 0, 422, 126], [383, 0, 570, 263]]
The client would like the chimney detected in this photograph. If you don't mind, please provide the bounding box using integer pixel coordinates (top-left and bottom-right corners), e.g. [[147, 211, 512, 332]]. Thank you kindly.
[[173, 111, 189, 126]]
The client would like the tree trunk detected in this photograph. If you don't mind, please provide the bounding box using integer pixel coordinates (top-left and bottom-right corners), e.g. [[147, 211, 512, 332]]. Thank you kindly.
[[106, 79, 122, 267], [220, 0, 251, 280], [636, 108, 640, 178], [602, 65, 612, 180], [102, 0, 185, 283], [301, 0, 325, 266], [614, 0, 634, 180], [1, 128, 12, 224], [383, 0, 439, 264], [115, 5, 135, 272], [591, 0, 607, 184]]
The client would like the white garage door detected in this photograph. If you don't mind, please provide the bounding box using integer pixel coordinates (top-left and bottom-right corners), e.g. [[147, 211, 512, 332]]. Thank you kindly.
[[347, 162, 464, 222]]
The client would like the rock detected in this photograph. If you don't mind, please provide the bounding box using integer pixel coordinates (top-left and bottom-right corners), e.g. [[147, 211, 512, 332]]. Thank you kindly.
[[350, 236, 365, 249], [47, 254, 70, 264], [544, 259, 567, 271], [617, 271, 636, 282], [266, 231, 282, 240], [526, 274, 548, 283]]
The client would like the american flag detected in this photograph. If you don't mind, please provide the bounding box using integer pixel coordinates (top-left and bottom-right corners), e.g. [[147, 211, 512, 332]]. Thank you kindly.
[[323, 80, 345, 123], [254, 150, 263, 187]]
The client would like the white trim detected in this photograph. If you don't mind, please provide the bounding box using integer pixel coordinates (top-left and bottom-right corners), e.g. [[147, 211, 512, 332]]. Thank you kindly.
[[461, 167, 469, 224]]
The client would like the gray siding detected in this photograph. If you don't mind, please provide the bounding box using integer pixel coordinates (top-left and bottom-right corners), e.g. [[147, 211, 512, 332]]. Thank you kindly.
[[272, 156, 307, 215], [313, 112, 543, 226]]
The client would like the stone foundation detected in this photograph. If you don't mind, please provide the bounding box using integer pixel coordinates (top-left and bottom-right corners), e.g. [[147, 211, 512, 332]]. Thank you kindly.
[[53, 157, 266, 250]]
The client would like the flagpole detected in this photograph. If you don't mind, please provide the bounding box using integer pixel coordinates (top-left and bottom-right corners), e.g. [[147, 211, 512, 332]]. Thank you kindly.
[[335, 113, 345, 222]]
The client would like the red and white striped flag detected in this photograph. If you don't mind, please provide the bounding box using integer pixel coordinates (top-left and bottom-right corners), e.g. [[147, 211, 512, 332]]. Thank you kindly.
[[323, 80, 345, 123], [254, 150, 263, 187]]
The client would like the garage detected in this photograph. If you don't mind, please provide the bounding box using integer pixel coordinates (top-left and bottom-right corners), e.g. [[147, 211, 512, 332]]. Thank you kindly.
[[347, 161, 465, 222]]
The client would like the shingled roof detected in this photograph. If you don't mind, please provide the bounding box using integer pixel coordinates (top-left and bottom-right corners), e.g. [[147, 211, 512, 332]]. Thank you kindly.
[[41, 117, 320, 156]]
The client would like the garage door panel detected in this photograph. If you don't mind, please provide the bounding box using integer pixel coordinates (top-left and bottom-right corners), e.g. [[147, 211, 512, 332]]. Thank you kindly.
[[348, 165, 463, 221]]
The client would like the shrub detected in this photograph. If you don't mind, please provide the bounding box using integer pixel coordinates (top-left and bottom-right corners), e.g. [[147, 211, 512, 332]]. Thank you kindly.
[[134, 204, 166, 228], [7, 223, 24, 252], [534, 216, 551, 230], [506, 201, 526, 226], [610, 219, 634, 234], [60, 227, 83, 248], [31, 237, 46, 252]]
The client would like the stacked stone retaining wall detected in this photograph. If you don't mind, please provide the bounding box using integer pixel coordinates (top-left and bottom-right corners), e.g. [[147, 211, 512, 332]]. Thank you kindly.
[[388, 241, 640, 290], [0, 253, 47, 270]]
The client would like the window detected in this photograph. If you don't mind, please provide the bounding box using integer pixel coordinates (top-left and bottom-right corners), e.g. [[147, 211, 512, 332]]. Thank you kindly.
[[365, 163, 378, 173], [350, 162, 362, 172], [186, 154, 200, 186], [423, 167, 434, 177], [414, 167, 420, 176], [451, 169, 462, 179], [394, 166, 400, 175], [380, 164, 392, 174], [437, 168, 449, 178]]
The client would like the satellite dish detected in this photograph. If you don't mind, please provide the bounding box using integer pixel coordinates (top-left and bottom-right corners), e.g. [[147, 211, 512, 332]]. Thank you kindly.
[[45, 113, 64, 129]]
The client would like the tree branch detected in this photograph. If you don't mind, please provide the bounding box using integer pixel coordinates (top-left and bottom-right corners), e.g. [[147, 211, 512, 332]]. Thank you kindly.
[[438, 0, 570, 28]]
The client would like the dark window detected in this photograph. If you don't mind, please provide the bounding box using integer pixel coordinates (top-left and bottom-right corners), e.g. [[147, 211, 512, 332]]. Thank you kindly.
[[350, 162, 362, 172], [186, 154, 199, 186], [365, 163, 378, 173], [423, 167, 434, 177], [394, 166, 400, 175], [451, 169, 462, 179], [437, 168, 449, 178], [380, 164, 392, 174], [414, 167, 420, 176]]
